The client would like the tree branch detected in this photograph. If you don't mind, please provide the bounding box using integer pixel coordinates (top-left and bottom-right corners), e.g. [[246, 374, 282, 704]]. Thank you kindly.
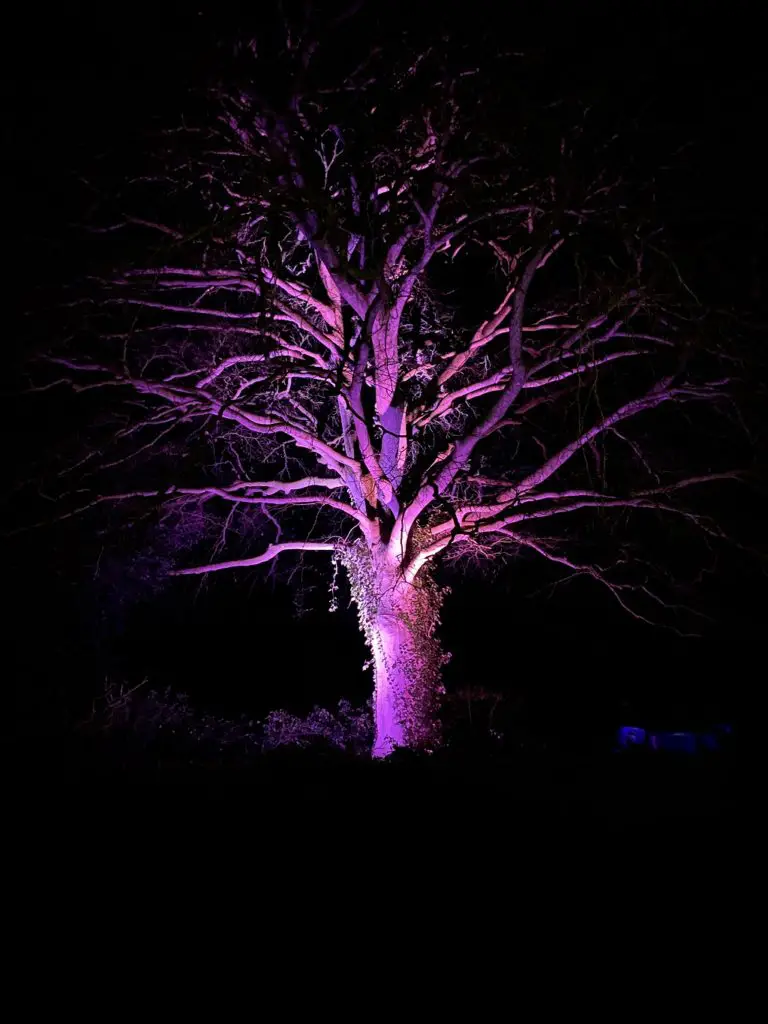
[[171, 541, 336, 576]]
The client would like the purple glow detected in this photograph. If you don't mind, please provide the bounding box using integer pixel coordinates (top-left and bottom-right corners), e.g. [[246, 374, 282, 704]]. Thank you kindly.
[[616, 725, 729, 753]]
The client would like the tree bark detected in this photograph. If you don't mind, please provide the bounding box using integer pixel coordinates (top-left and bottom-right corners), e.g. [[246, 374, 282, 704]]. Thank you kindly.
[[343, 544, 445, 757]]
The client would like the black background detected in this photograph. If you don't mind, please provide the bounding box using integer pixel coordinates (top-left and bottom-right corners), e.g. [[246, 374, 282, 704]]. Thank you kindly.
[[6, 2, 766, 742]]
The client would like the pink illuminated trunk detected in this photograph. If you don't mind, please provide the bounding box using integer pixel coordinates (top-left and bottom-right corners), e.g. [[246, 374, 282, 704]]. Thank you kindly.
[[367, 560, 445, 758], [342, 541, 446, 757], [370, 605, 414, 755]]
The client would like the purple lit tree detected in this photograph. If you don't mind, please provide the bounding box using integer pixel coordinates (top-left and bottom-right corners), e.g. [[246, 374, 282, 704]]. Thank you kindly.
[[51, 23, 740, 756]]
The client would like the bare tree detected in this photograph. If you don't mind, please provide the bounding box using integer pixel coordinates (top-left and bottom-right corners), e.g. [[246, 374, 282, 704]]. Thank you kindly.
[[47, 22, 740, 756]]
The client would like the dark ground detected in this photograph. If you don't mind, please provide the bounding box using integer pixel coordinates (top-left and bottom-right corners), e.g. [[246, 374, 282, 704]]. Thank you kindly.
[[19, 715, 743, 827]]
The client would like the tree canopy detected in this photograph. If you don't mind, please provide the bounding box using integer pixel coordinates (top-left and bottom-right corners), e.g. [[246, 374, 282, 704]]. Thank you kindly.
[[20, 6, 755, 752]]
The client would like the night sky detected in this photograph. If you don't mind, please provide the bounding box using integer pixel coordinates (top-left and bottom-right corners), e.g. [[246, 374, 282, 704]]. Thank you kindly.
[[7, 2, 766, 741]]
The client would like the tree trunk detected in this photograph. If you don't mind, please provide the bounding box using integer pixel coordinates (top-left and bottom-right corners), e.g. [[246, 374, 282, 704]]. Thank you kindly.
[[374, 565, 448, 757], [341, 541, 447, 757], [369, 599, 441, 756]]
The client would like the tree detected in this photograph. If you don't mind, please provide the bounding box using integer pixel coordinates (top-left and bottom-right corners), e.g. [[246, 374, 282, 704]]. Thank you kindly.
[[47, 17, 740, 757]]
